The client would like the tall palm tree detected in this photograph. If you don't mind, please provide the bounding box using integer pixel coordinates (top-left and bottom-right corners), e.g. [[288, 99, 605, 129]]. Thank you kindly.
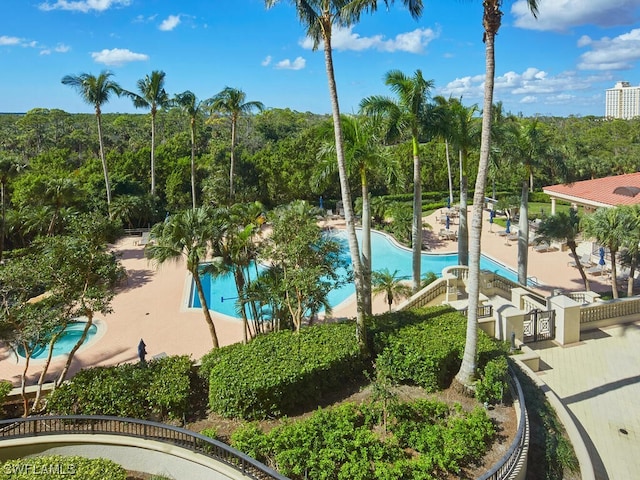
[[455, 0, 538, 390], [266, 0, 423, 354], [174, 91, 203, 209], [361, 69, 433, 293], [535, 209, 589, 290], [315, 114, 397, 315], [620, 205, 640, 297], [61, 71, 122, 208], [206, 87, 264, 202], [582, 206, 632, 299], [372, 268, 412, 312], [449, 98, 479, 267], [432, 96, 456, 207], [146, 207, 220, 348], [124, 70, 170, 196]]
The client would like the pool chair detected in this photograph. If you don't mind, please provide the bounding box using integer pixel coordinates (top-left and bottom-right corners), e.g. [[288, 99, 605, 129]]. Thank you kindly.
[[586, 265, 608, 276], [533, 242, 556, 253], [568, 253, 593, 268]]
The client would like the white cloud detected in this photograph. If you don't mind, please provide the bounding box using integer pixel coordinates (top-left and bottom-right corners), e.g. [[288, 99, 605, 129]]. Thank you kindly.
[[55, 43, 70, 53], [520, 96, 537, 104], [300, 26, 438, 53], [91, 48, 148, 66], [0, 35, 22, 46], [578, 28, 640, 71], [261, 55, 272, 67], [159, 15, 180, 32], [39, 0, 130, 13], [512, 0, 640, 31], [275, 57, 306, 70]]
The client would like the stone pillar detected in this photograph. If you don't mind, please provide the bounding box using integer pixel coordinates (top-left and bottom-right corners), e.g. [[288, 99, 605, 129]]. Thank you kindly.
[[550, 197, 556, 215], [549, 295, 581, 345]]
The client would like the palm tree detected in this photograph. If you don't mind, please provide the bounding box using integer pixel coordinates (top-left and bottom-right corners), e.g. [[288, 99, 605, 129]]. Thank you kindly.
[[174, 91, 203, 209], [535, 209, 589, 290], [124, 70, 170, 196], [582, 206, 633, 299], [315, 114, 396, 315], [61, 71, 122, 208], [432, 96, 456, 207], [449, 98, 479, 267], [620, 205, 640, 297], [206, 87, 264, 202], [372, 268, 412, 312], [361, 69, 434, 293], [266, 0, 423, 354], [146, 207, 220, 348], [455, 0, 539, 390]]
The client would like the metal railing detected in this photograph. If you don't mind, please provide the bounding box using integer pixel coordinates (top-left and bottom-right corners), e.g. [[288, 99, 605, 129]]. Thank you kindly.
[[461, 304, 494, 319], [0, 415, 287, 480], [478, 368, 529, 480]]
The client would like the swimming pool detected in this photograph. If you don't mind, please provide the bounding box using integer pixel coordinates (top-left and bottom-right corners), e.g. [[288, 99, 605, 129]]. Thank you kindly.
[[191, 229, 518, 319], [17, 321, 98, 360]]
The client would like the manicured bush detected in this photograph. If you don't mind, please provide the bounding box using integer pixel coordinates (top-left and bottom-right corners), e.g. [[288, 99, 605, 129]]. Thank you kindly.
[[46, 355, 194, 421], [372, 306, 507, 391], [0, 455, 126, 480], [231, 400, 495, 480], [206, 322, 365, 419], [476, 356, 509, 404]]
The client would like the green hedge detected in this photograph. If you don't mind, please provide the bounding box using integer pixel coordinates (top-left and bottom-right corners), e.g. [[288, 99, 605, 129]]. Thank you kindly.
[[0, 456, 125, 480], [46, 355, 194, 420], [205, 322, 365, 420], [371, 306, 507, 391]]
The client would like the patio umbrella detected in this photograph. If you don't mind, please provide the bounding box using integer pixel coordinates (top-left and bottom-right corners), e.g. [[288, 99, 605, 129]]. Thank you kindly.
[[446, 215, 450, 230], [489, 209, 495, 232], [446, 197, 451, 208], [319, 196, 324, 210], [506, 218, 511, 234], [599, 247, 606, 267], [138, 338, 147, 363]]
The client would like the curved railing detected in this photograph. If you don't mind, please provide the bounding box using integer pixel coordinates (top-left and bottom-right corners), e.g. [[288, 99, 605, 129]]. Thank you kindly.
[[0, 415, 288, 480], [478, 368, 529, 480]]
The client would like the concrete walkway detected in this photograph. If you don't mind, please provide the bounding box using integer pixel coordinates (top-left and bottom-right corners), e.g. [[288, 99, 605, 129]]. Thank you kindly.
[[530, 322, 640, 480]]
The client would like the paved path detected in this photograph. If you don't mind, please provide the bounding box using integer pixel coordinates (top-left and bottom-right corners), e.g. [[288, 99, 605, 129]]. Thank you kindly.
[[530, 322, 640, 480]]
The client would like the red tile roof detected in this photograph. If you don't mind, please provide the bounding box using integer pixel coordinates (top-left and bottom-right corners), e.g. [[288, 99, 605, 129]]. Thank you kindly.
[[543, 172, 640, 208]]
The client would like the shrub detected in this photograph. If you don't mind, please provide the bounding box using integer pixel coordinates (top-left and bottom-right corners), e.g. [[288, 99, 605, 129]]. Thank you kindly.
[[372, 306, 507, 391], [0, 455, 125, 480], [0, 380, 12, 414], [475, 357, 509, 404], [46, 355, 194, 421], [231, 399, 495, 480], [207, 322, 365, 419]]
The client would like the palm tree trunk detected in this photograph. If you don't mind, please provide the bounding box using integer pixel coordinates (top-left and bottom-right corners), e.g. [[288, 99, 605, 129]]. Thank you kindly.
[[230, 117, 237, 201], [445, 140, 453, 206], [95, 110, 112, 207], [322, 24, 367, 355], [151, 112, 157, 196], [610, 248, 619, 299], [458, 150, 469, 266], [568, 243, 590, 291], [234, 267, 250, 344], [361, 175, 372, 315], [193, 271, 220, 348], [518, 180, 529, 285], [190, 119, 197, 209], [628, 254, 636, 297], [455, 11, 499, 390], [411, 137, 422, 292]]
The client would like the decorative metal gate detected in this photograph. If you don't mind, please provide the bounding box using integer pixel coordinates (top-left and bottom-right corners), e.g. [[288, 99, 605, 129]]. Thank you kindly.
[[523, 308, 555, 343]]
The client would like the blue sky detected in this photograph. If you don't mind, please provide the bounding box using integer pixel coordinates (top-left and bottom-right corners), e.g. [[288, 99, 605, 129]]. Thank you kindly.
[[2, 0, 640, 117]]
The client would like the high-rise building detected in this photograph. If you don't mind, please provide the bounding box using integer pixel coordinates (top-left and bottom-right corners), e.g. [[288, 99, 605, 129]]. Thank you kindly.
[[605, 81, 640, 119]]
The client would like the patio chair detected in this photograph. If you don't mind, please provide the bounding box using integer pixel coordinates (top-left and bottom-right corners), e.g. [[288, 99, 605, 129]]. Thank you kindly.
[[533, 242, 556, 253], [586, 264, 608, 276], [568, 253, 593, 268]]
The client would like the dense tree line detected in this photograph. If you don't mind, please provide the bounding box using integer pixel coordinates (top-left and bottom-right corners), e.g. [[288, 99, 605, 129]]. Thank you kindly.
[[1, 107, 639, 252]]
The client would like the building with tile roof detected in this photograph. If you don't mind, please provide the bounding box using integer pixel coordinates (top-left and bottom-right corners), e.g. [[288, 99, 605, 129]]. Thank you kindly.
[[543, 172, 640, 214]]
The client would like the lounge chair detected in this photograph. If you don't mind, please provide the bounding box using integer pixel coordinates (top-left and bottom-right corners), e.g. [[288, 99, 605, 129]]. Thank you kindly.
[[533, 242, 556, 253], [587, 265, 608, 276], [568, 253, 593, 268], [138, 231, 151, 246]]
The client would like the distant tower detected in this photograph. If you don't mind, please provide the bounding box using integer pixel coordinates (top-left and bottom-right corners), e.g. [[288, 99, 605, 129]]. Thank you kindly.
[[605, 81, 640, 119]]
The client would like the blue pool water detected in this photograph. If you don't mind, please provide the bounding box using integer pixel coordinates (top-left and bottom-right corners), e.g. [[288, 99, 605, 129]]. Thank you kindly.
[[17, 322, 98, 360], [191, 229, 518, 318]]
